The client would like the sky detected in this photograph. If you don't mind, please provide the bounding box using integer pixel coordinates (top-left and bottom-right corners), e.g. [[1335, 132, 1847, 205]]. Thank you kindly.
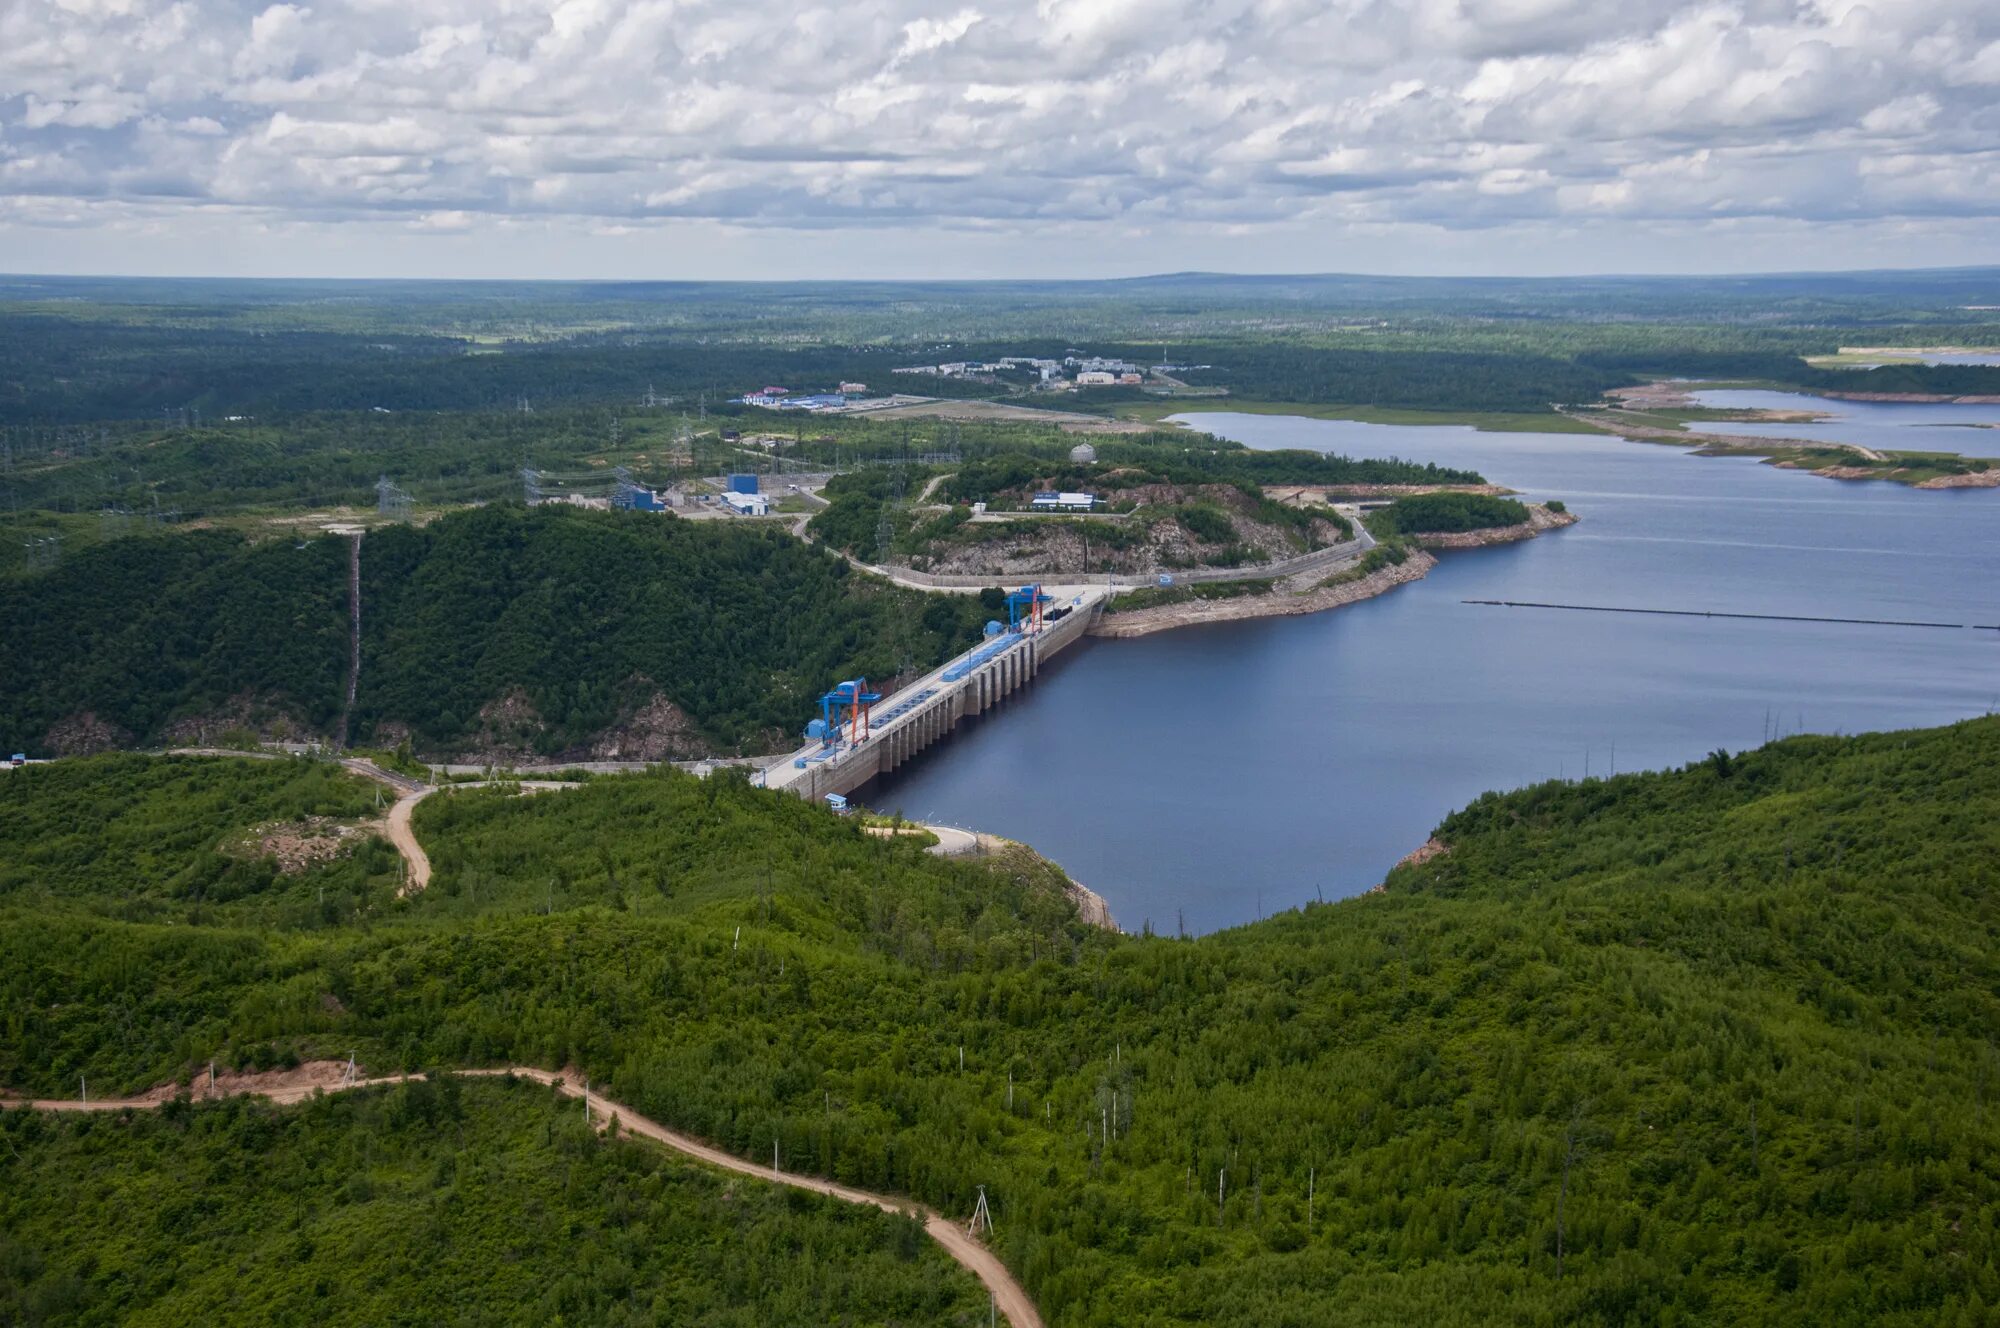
[[2, 0, 1998, 280]]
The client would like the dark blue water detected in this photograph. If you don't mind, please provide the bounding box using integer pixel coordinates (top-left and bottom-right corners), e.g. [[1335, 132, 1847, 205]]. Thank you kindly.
[[1691, 389, 2000, 457], [865, 416, 2000, 935]]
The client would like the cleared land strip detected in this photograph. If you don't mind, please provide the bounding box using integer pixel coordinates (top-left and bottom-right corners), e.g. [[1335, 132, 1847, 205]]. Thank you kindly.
[[18, 1064, 1043, 1328]]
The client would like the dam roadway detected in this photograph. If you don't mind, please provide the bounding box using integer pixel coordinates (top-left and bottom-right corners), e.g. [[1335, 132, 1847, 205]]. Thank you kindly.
[[765, 584, 1108, 803]]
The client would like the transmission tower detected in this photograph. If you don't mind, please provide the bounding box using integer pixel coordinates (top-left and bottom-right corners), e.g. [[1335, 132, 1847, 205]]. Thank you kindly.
[[968, 1186, 993, 1238], [23, 533, 61, 570], [668, 415, 694, 471], [375, 474, 413, 519]]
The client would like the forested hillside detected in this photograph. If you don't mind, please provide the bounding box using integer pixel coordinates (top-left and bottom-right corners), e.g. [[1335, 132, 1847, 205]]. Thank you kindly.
[[0, 1076, 984, 1326], [4, 718, 1997, 1324], [0, 506, 992, 758]]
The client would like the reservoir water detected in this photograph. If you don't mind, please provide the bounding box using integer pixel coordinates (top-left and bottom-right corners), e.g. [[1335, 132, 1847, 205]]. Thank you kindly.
[[864, 413, 2000, 936], [1691, 389, 2000, 456]]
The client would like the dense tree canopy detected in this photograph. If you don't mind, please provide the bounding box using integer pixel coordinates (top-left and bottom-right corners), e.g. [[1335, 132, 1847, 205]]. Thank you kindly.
[[0, 506, 994, 757], [3, 717, 1997, 1324], [1374, 492, 1531, 534], [0, 1076, 984, 1326]]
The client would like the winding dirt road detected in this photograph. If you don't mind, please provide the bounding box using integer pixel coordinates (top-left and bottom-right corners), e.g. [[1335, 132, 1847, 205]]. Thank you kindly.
[[17, 1064, 1042, 1328], [382, 786, 434, 892]]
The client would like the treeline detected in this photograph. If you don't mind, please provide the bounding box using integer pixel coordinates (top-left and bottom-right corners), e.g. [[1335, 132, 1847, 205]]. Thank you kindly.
[[1167, 344, 1636, 410], [0, 1076, 985, 1326], [3, 719, 1997, 1322], [1575, 348, 2000, 397], [0, 317, 995, 425], [0, 506, 993, 757], [940, 446, 1482, 506]]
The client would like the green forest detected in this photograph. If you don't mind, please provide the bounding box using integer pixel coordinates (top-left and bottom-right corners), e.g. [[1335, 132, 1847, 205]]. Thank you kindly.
[[5, 272, 1998, 425], [0, 1075, 985, 1326], [1372, 493, 1532, 534], [4, 717, 1997, 1324], [0, 506, 995, 758]]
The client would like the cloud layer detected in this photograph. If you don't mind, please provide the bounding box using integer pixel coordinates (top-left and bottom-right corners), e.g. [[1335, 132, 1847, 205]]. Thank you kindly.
[[3, 0, 1998, 273]]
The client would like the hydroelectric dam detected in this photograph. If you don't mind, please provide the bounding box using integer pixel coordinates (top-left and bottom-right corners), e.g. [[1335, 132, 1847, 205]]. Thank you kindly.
[[764, 585, 1107, 805]]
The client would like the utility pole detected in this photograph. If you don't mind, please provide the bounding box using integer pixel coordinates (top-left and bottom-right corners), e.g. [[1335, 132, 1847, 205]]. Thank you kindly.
[[1557, 1102, 1585, 1280]]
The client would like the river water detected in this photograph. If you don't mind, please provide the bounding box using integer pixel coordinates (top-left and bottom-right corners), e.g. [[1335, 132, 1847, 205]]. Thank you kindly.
[[864, 413, 2000, 935]]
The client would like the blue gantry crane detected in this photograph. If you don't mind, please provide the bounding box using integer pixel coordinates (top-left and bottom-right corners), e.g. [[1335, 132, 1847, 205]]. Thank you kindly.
[[813, 677, 881, 747], [1005, 583, 1050, 633]]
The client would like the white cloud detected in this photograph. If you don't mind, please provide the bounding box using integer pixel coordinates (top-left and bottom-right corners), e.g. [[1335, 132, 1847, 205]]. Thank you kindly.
[[0, 0, 1993, 273]]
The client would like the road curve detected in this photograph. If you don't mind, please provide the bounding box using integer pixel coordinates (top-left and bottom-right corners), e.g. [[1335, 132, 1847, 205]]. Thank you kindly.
[[19, 1066, 1043, 1328], [382, 787, 435, 892]]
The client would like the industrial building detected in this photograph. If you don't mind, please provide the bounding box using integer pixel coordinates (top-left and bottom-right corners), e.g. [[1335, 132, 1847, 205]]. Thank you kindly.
[[614, 486, 672, 512]]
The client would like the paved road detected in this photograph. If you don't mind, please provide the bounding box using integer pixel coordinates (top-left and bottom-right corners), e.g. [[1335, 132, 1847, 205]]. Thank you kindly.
[[20, 1065, 1042, 1328]]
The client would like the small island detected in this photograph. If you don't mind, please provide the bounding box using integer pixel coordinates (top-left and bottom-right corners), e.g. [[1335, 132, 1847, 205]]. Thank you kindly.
[[1571, 381, 1999, 489]]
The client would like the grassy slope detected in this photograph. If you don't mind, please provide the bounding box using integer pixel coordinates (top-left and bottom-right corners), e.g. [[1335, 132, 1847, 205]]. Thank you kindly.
[[0, 1076, 984, 1327], [3, 720, 1999, 1324]]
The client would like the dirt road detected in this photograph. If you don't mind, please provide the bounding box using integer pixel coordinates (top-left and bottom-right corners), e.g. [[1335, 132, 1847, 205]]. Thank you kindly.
[[383, 787, 435, 892], [19, 1064, 1043, 1328]]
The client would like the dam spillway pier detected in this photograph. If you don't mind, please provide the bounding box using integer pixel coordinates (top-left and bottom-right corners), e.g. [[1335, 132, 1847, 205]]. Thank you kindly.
[[767, 585, 1106, 804]]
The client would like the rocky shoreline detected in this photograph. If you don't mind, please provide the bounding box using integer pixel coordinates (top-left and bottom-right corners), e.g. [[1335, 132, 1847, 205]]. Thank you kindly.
[[1090, 505, 1574, 639], [1412, 506, 1578, 548], [1089, 549, 1435, 637]]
